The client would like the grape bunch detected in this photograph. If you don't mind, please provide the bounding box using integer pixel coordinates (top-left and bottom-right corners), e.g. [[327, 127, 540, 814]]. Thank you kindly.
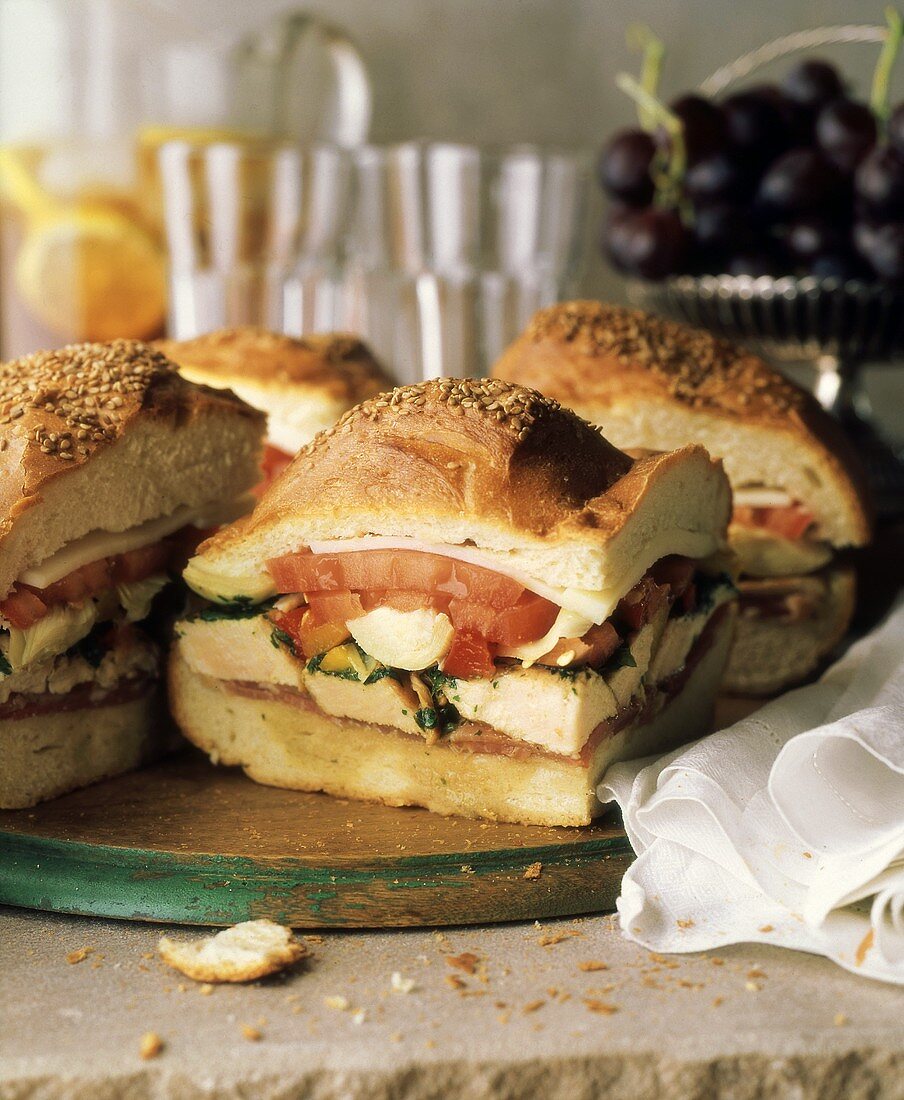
[[599, 54, 904, 283]]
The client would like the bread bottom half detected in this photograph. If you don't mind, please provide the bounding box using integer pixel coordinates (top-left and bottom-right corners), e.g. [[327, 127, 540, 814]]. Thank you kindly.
[[723, 566, 855, 696], [0, 685, 173, 810], [169, 612, 734, 827]]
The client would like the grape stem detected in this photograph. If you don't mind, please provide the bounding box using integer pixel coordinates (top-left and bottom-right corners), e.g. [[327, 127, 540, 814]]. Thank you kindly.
[[615, 72, 687, 212], [870, 6, 904, 134], [626, 24, 665, 132]]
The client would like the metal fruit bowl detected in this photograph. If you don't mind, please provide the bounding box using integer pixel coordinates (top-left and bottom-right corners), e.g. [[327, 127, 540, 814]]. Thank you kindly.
[[629, 274, 904, 514]]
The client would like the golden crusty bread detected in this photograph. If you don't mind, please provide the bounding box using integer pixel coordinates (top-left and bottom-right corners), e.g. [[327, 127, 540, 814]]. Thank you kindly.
[[187, 377, 732, 598], [724, 565, 855, 696], [0, 339, 265, 599], [491, 301, 871, 550], [168, 608, 734, 827], [156, 328, 392, 454]]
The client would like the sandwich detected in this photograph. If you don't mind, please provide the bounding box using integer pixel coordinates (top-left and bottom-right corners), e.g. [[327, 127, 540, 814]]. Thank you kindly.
[[169, 378, 736, 827], [156, 327, 392, 488], [0, 339, 264, 809], [492, 301, 872, 695]]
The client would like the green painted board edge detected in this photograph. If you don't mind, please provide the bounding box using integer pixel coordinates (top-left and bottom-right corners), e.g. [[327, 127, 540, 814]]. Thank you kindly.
[[0, 829, 634, 928]]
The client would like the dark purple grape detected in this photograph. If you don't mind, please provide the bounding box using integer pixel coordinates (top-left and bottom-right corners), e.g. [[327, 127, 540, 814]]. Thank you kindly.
[[725, 250, 775, 277], [854, 221, 904, 280], [604, 207, 690, 280], [888, 103, 904, 154], [693, 203, 754, 252], [748, 83, 813, 144], [666, 94, 727, 164], [781, 59, 844, 112], [684, 151, 751, 203], [855, 145, 904, 218], [816, 99, 877, 173], [756, 148, 845, 217], [784, 218, 846, 263], [722, 90, 788, 162], [597, 129, 656, 205]]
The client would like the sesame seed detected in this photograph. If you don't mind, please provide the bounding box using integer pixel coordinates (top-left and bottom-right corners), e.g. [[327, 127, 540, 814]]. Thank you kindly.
[[0, 339, 178, 462], [522, 302, 799, 416]]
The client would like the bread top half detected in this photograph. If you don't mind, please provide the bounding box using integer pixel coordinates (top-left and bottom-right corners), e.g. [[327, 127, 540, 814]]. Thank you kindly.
[[156, 327, 392, 405], [491, 301, 871, 548], [187, 377, 732, 603], [0, 339, 265, 597]]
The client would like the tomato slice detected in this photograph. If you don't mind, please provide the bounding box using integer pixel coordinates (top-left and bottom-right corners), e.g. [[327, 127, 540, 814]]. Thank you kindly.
[[0, 586, 48, 629], [650, 555, 695, 598], [266, 549, 524, 609], [442, 629, 496, 679], [733, 504, 815, 541], [112, 542, 173, 584], [486, 591, 558, 646], [363, 590, 446, 614], [616, 577, 669, 632], [536, 621, 621, 669], [306, 590, 365, 625]]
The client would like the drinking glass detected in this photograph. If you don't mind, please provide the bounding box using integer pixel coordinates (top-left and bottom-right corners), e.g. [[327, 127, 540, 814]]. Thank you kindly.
[[343, 142, 592, 381], [158, 140, 592, 381], [159, 140, 354, 336]]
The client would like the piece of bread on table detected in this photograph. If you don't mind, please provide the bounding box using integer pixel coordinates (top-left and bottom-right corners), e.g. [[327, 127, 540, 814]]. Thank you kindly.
[[158, 919, 306, 983]]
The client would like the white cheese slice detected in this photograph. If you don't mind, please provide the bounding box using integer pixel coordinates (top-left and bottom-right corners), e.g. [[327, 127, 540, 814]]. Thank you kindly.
[[19, 497, 251, 589], [732, 487, 795, 508]]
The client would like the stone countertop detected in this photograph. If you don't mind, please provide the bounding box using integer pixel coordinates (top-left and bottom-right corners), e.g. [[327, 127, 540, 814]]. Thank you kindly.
[[1, 906, 901, 1099]]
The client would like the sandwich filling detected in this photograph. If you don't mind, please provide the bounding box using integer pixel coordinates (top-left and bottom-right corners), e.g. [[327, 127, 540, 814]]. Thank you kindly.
[[178, 544, 735, 762], [729, 486, 831, 577], [0, 499, 247, 717]]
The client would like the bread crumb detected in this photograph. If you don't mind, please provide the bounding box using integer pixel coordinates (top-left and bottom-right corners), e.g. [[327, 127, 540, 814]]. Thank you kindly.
[[710, 957, 725, 966], [758, 924, 774, 933], [67, 947, 93, 965], [523, 999, 545, 1014], [460, 864, 475, 874], [158, 920, 306, 983], [241, 1025, 262, 1042], [712, 996, 724, 1007], [834, 1012, 848, 1027], [676, 918, 695, 929], [352, 1008, 367, 1025], [198, 984, 214, 996], [390, 1032, 403, 1043], [523, 862, 542, 880], [445, 974, 466, 990], [445, 952, 479, 974], [324, 995, 349, 1011], [747, 968, 767, 980], [584, 999, 618, 1015], [745, 981, 761, 992], [578, 960, 608, 972], [305, 934, 324, 944], [391, 972, 416, 994], [538, 930, 582, 947], [139, 1032, 163, 1060]]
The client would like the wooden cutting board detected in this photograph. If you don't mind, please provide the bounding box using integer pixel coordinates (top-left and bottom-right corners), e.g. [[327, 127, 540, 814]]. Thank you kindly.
[[0, 698, 764, 929]]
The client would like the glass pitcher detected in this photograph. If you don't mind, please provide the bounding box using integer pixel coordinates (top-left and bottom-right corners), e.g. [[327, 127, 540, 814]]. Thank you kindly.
[[0, 0, 371, 357]]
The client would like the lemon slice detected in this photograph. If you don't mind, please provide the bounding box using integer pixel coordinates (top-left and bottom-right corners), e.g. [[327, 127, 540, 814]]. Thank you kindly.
[[14, 207, 167, 343]]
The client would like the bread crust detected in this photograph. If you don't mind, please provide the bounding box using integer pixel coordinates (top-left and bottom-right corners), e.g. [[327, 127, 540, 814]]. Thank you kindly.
[[156, 327, 392, 404], [196, 378, 731, 584], [491, 301, 871, 547], [0, 339, 265, 597]]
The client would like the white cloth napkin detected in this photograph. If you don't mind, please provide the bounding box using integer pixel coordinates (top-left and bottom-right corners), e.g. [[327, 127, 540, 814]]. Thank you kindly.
[[598, 597, 904, 984]]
